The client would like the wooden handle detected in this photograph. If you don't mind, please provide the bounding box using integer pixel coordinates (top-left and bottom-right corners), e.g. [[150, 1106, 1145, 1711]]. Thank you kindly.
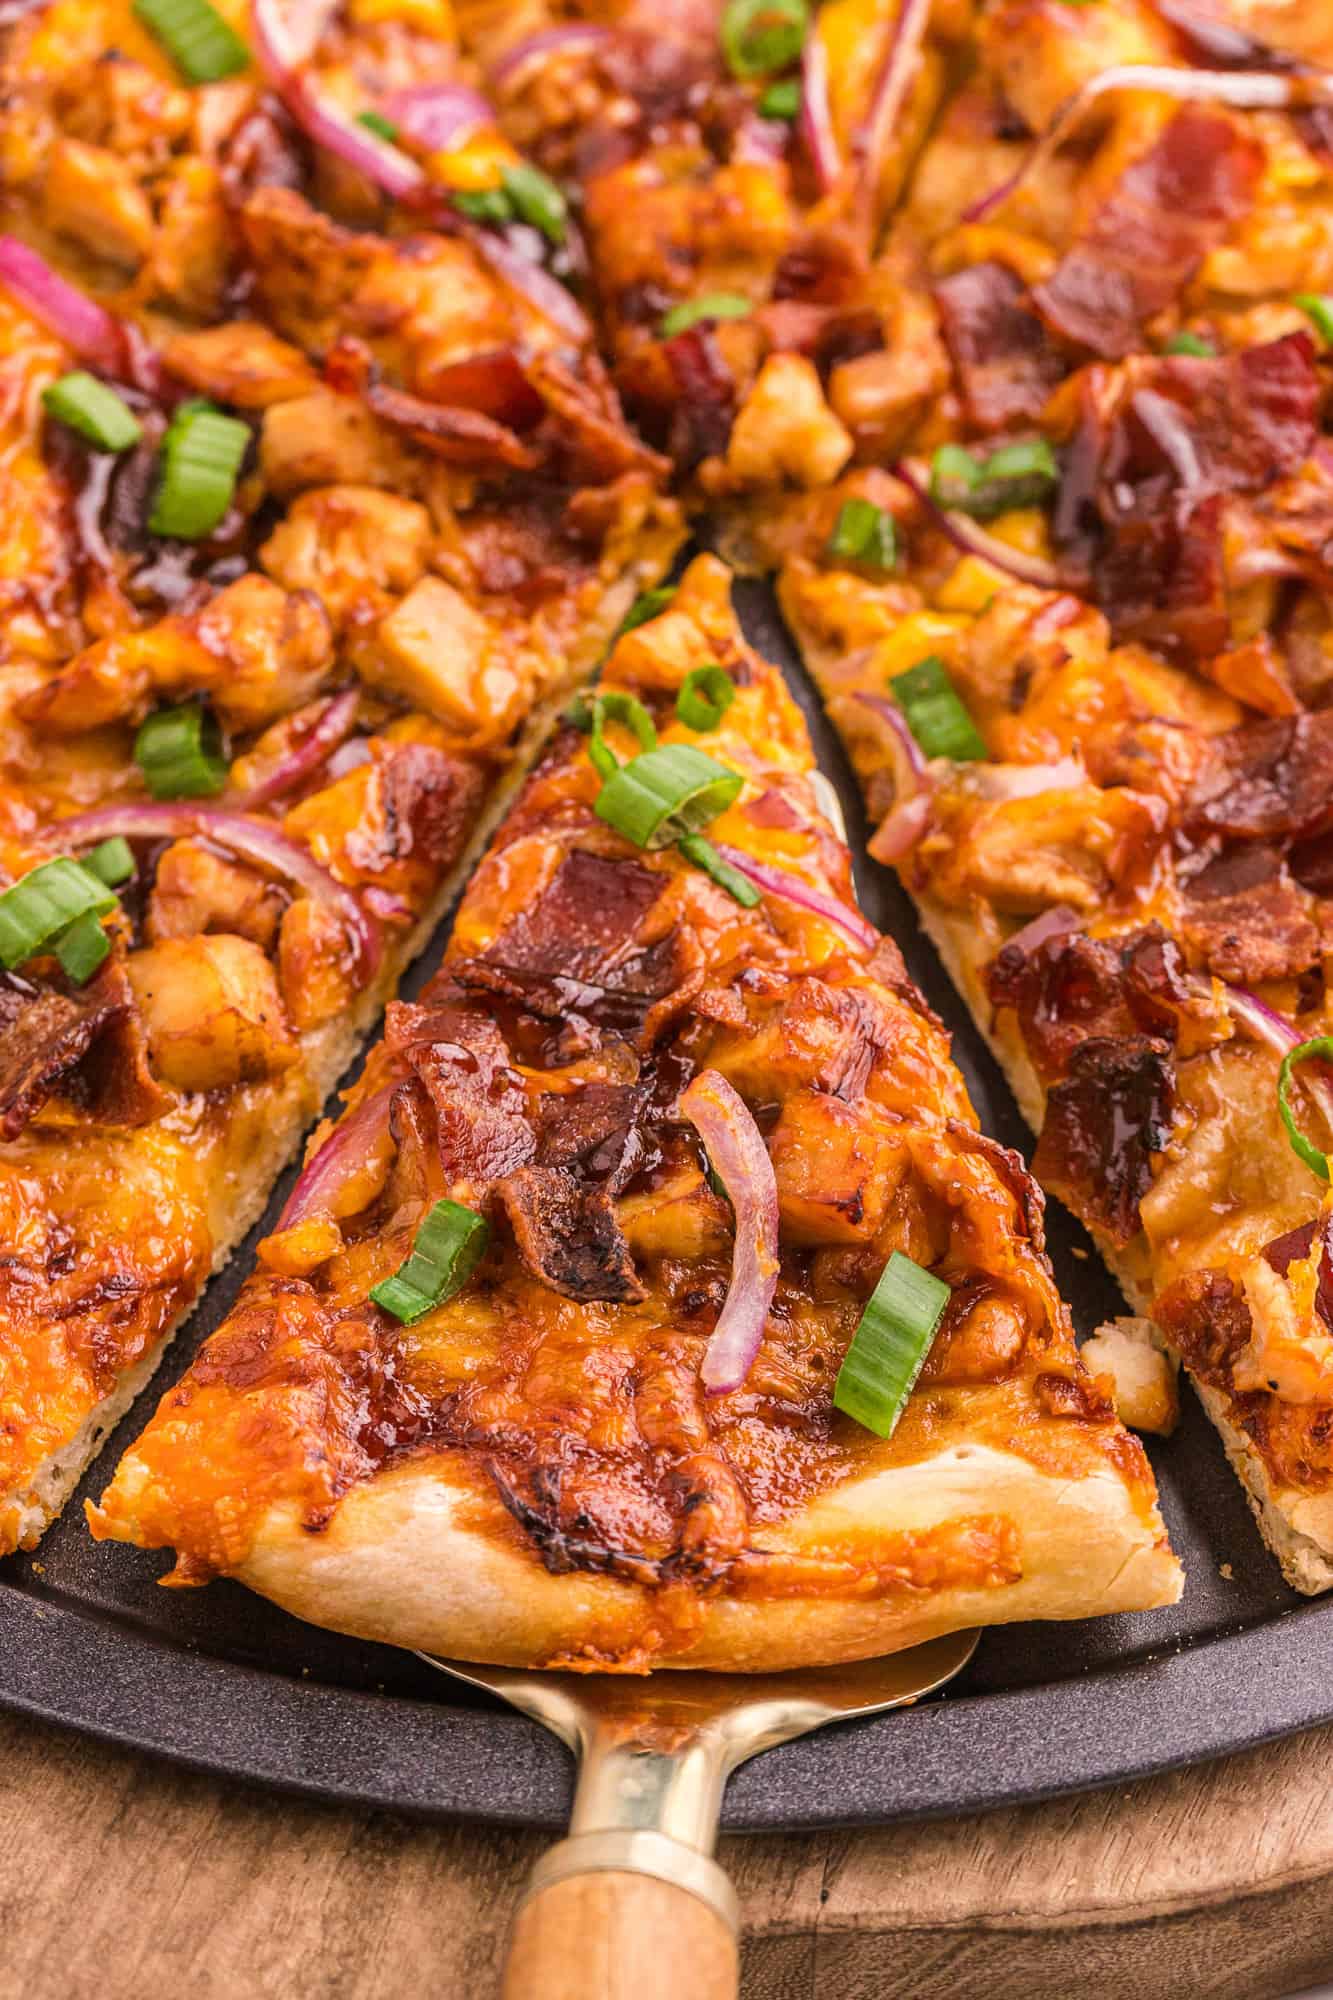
[[500, 1835, 738, 2000]]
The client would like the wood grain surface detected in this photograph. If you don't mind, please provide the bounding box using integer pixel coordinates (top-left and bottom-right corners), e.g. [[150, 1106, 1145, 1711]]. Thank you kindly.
[[4, 1706, 1333, 1999]]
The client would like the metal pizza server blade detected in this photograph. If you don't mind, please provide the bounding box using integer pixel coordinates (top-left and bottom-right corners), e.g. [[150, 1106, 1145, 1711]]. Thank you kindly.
[[419, 1627, 979, 2000]]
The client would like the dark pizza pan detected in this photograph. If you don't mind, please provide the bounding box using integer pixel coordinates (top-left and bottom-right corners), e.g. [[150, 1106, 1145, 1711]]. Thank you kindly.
[[2, 575, 1330, 1832]]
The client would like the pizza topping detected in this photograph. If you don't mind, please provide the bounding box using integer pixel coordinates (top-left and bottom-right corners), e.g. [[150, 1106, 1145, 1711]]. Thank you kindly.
[[893, 459, 1064, 589], [720, 0, 808, 81], [676, 666, 737, 732], [890, 656, 987, 763], [0, 237, 157, 387], [678, 1068, 780, 1395], [1185, 711, 1333, 844], [833, 1251, 950, 1439], [709, 844, 876, 947], [677, 835, 762, 906], [661, 294, 754, 339], [497, 1166, 645, 1303], [370, 1198, 491, 1325], [132, 0, 250, 84], [149, 401, 251, 541], [42, 373, 142, 455], [229, 691, 361, 811], [134, 704, 229, 801], [1277, 1037, 1333, 1183], [933, 263, 1066, 434], [0, 859, 119, 978], [1032, 1034, 1176, 1247], [594, 743, 744, 848], [928, 439, 1059, 522], [0, 956, 170, 1139], [826, 498, 898, 571]]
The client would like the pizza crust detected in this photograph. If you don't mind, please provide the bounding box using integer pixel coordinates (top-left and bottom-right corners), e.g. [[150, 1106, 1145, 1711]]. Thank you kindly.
[[914, 890, 1333, 1597], [170, 1436, 1185, 1672]]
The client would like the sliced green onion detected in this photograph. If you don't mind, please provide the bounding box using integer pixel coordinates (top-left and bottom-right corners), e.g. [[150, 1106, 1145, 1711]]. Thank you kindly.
[[758, 77, 801, 118], [677, 666, 736, 732], [85, 837, 135, 888], [55, 908, 112, 983], [929, 437, 1059, 520], [42, 372, 142, 453], [826, 498, 898, 571], [595, 744, 743, 849], [889, 656, 987, 762], [0, 859, 117, 972], [370, 1198, 490, 1323], [720, 0, 809, 78], [833, 1251, 950, 1438], [1277, 1036, 1333, 1182], [149, 399, 249, 540], [132, 0, 250, 82], [661, 293, 752, 338], [678, 832, 761, 905], [501, 162, 567, 245], [568, 690, 658, 779], [358, 109, 399, 142], [134, 703, 228, 799], [619, 585, 677, 634], [1164, 330, 1215, 358], [454, 187, 513, 225], [1295, 294, 1333, 348]]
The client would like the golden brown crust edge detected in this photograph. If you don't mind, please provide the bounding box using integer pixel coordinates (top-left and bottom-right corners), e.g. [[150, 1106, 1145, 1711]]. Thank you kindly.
[[914, 893, 1333, 1597], [98, 1438, 1180, 1672]]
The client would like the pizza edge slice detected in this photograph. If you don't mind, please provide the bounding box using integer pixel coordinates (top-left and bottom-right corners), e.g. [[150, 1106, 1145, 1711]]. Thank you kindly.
[[783, 579, 1333, 1601], [90, 557, 1181, 1672], [2, 546, 676, 1558]]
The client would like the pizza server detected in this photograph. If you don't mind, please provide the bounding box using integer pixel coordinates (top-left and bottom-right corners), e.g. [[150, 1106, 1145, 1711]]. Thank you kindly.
[[422, 1627, 978, 1998]]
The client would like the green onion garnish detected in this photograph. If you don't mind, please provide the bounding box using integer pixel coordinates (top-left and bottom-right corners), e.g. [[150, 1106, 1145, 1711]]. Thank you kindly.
[[568, 689, 658, 779], [41, 372, 142, 453], [758, 78, 801, 118], [454, 187, 513, 225], [826, 498, 898, 571], [929, 438, 1059, 520], [594, 743, 743, 849], [1277, 1036, 1333, 1182], [833, 1251, 950, 1438], [678, 833, 761, 906], [889, 656, 986, 762], [55, 908, 112, 983], [720, 0, 809, 77], [358, 109, 399, 142], [134, 703, 228, 799], [661, 293, 753, 338], [677, 666, 736, 732], [0, 859, 117, 973], [501, 162, 567, 245], [149, 399, 249, 539], [85, 837, 135, 888], [619, 585, 677, 634], [1164, 330, 1215, 358], [132, 0, 250, 83], [370, 1198, 490, 1323], [1295, 294, 1333, 348]]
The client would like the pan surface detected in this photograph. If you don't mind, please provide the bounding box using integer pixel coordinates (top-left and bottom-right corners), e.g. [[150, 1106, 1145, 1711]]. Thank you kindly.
[[3, 574, 1330, 1832]]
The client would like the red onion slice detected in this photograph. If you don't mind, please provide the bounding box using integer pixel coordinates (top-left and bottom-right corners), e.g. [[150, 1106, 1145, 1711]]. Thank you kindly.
[[252, 0, 428, 201], [251, 0, 336, 84], [55, 803, 381, 985], [383, 83, 494, 152], [962, 65, 1328, 225], [970, 756, 1087, 801], [489, 22, 613, 89], [999, 904, 1083, 960], [853, 690, 928, 794], [1225, 985, 1302, 1058], [799, 30, 841, 190], [472, 231, 590, 339], [893, 459, 1066, 590], [277, 1082, 397, 1228], [229, 690, 361, 810], [868, 791, 932, 863], [679, 1069, 781, 1396], [0, 238, 161, 391], [1130, 388, 1206, 493], [855, 0, 931, 204], [712, 843, 878, 950]]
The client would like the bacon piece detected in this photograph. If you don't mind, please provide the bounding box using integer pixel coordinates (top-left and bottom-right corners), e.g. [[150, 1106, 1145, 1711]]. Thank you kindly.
[[1032, 1034, 1175, 1246], [1032, 110, 1263, 360], [0, 958, 171, 1139], [1178, 844, 1319, 983], [1185, 711, 1333, 844], [1264, 1214, 1333, 1331], [386, 994, 535, 1189], [663, 326, 737, 471], [344, 742, 487, 878], [933, 261, 1066, 432], [987, 922, 1196, 1083], [496, 1165, 645, 1302], [1061, 334, 1321, 656]]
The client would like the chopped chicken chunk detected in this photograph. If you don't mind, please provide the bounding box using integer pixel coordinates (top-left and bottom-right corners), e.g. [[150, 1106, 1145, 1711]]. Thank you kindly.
[[127, 935, 298, 1092], [1082, 1317, 1180, 1437]]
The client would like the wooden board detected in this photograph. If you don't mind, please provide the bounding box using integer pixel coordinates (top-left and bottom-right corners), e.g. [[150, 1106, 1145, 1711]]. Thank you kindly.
[[4, 1710, 1333, 1998]]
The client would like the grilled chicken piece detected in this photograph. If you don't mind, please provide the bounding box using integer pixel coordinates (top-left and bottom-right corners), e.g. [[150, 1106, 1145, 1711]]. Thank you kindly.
[[127, 935, 297, 1091], [162, 323, 318, 410], [261, 485, 434, 625]]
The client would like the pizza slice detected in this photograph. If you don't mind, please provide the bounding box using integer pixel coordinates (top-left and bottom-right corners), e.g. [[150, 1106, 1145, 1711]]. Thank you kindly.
[[755, 8, 1333, 1588], [0, 0, 682, 1552], [92, 558, 1180, 1670]]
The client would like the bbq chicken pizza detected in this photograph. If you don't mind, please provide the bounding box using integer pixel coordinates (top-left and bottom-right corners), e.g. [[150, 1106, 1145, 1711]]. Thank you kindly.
[[91, 559, 1180, 1669]]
